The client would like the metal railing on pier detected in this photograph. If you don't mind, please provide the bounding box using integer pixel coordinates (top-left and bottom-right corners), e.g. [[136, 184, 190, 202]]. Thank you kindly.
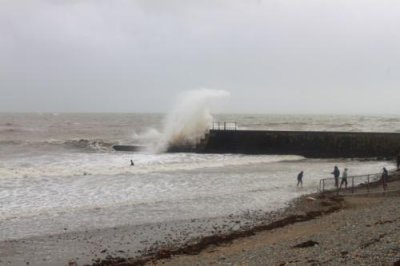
[[212, 121, 237, 131], [319, 170, 396, 194]]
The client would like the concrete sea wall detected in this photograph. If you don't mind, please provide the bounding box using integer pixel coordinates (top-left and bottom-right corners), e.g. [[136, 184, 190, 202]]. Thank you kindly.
[[198, 130, 400, 158]]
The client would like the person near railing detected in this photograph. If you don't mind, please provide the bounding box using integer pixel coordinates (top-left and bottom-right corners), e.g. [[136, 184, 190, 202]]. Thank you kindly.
[[331, 166, 340, 188], [339, 168, 348, 189], [382, 167, 389, 191]]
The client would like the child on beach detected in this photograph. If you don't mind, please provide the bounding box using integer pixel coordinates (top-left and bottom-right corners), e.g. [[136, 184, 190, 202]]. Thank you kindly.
[[297, 171, 304, 187], [340, 168, 348, 189]]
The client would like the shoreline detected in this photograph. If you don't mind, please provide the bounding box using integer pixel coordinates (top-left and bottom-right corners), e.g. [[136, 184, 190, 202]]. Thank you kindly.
[[88, 193, 346, 266], [90, 171, 400, 266], [150, 192, 400, 266], [1, 170, 398, 266], [0, 188, 343, 266]]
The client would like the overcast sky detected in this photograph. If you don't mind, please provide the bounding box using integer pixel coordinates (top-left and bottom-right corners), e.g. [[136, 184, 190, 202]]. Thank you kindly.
[[1, 0, 400, 114]]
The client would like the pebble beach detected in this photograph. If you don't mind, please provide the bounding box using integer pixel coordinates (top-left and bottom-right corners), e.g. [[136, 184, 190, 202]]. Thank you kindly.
[[2, 172, 400, 266], [148, 171, 400, 266]]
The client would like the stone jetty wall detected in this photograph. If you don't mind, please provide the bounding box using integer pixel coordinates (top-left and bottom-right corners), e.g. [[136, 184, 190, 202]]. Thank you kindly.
[[199, 130, 400, 158]]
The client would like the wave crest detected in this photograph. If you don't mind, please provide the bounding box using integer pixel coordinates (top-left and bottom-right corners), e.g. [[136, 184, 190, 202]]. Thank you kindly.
[[0, 139, 114, 152]]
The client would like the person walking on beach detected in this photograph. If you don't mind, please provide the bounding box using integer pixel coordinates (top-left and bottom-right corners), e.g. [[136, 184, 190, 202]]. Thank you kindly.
[[130, 160, 135, 166], [397, 153, 400, 170], [340, 168, 348, 189], [382, 167, 389, 191], [297, 171, 304, 187], [331, 166, 340, 188]]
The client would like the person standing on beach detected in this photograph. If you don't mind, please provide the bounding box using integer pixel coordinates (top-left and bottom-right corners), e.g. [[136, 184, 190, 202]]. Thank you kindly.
[[297, 171, 304, 187], [382, 167, 389, 191], [340, 168, 348, 189], [331, 166, 340, 188]]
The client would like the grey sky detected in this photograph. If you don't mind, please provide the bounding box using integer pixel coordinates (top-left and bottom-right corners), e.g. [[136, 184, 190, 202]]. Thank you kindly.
[[1, 0, 399, 114]]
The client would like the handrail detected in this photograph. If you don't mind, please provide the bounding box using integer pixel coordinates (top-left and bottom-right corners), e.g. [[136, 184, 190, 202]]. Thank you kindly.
[[212, 121, 237, 131], [319, 170, 396, 194]]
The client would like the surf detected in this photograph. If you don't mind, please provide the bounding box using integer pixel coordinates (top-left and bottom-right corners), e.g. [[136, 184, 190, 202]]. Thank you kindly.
[[135, 89, 230, 152]]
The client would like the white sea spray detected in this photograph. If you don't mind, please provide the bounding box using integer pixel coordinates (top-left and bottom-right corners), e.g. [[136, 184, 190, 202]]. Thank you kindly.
[[135, 89, 230, 152]]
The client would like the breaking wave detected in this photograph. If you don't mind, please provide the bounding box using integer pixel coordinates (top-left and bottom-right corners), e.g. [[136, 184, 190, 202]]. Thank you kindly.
[[137, 89, 230, 152], [0, 139, 114, 152], [61, 139, 115, 152]]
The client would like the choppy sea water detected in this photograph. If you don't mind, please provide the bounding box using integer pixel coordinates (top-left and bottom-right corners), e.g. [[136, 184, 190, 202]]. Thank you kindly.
[[0, 113, 399, 241]]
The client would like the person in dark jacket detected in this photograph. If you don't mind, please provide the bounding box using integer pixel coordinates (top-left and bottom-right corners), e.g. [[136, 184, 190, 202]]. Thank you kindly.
[[331, 166, 340, 188], [297, 171, 304, 187], [382, 167, 389, 191]]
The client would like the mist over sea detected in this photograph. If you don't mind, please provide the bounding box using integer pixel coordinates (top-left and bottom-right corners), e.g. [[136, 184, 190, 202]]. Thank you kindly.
[[1, 112, 399, 241]]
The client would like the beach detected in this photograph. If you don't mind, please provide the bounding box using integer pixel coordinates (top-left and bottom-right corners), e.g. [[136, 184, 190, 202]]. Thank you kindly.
[[113, 171, 400, 266], [1, 172, 398, 265], [149, 190, 400, 266], [0, 185, 343, 266]]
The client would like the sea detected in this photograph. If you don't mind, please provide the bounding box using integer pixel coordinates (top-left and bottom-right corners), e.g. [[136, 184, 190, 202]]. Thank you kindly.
[[1, 112, 399, 242]]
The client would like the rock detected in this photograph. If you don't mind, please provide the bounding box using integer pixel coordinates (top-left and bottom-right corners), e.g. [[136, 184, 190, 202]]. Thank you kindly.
[[293, 240, 319, 248]]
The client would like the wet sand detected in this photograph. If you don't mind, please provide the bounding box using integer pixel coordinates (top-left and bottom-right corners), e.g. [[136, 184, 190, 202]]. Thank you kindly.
[[0, 204, 299, 266], [0, 214, 264, 265], [0, 190, 341, 266]]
